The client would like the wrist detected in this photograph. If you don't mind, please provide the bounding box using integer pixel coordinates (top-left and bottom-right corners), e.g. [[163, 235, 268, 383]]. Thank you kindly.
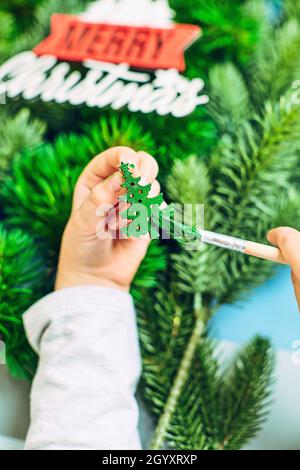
[[55, 271, 130, 293]]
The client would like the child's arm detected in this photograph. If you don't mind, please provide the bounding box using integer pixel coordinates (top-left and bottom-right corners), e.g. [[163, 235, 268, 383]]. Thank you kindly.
[[23, 147, 160, 450], [24, 286, 141, 450]]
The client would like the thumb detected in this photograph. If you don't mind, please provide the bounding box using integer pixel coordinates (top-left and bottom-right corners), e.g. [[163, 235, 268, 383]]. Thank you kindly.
[[267, 227, 300, 280], [268, 227, 300, 311]]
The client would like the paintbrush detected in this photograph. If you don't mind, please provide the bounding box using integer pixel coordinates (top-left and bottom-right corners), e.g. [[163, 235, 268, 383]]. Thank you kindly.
[[196, 229, 286, 264], [158, 208, 287, 265]]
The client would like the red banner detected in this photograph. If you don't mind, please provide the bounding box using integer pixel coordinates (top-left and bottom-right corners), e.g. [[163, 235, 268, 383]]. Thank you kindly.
[[33, 14, 201, 72]]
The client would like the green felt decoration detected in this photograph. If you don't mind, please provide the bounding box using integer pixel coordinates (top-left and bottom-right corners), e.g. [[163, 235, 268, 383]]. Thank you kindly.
[[119, 162, 200, 241], [119, 162, 164, 238]]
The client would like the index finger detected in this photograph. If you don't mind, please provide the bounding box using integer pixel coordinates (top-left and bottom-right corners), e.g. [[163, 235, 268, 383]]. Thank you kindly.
[[267, 227, 300, 280]]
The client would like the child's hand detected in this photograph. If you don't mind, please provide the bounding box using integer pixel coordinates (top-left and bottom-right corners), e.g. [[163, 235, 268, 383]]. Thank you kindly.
[[268, 227, 300, 310], [55, 147, 160, 292]]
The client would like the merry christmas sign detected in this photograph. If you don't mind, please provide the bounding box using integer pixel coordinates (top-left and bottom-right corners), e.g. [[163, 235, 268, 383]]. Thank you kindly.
[[0, 0, 209, 117]]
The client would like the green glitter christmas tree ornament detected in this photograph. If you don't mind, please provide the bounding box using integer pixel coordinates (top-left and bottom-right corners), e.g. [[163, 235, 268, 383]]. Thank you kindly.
[[119, 162, 200, 241]]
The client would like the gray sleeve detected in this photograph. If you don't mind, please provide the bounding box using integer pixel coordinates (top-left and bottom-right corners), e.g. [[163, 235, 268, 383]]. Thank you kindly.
[[23, 286, 142, 450]]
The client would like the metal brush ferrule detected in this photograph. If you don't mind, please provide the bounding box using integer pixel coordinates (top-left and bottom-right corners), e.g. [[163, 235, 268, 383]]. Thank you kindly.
[[199, 230, 247, 252]]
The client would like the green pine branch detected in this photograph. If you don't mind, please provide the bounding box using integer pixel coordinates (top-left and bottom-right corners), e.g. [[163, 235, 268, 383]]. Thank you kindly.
[[208, 63, 251, 134], [217, 336, 274, 449], [85, 112, 155, 155], [207, 95, 300, 303], [0, 108, 46, 181], [150, 311, 206, 450], [250, 18, 300, 104], [170, 0, 268, 72], [0, 0, 91, 60], [0, 223, 45, 379], [1, 133, 94, 257], [131, 241, 167, 302]]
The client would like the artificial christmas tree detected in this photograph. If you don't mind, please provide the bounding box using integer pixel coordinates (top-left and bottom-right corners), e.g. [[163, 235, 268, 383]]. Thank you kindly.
[[0, 0, 300, 450]]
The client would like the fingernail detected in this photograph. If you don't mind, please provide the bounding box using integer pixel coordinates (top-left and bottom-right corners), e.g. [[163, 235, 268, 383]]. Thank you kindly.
[[108, 172, 122, 192], [139, 176, 148, 185], [121, 156, 137, 172], [120, 155, 134, 166], [267, 229, 274, 241]]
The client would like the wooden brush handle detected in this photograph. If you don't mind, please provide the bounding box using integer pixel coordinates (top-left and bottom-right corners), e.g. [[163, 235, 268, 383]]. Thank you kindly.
[[244, 241, 287, 265]]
